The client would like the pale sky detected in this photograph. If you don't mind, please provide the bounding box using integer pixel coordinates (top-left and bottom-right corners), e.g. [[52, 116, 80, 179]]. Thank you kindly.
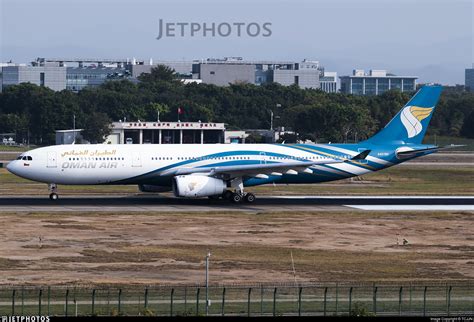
[[1, 0, 473, 84]]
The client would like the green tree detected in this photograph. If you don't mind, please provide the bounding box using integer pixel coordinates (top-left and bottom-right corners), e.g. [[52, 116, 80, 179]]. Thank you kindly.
[[1, 79, 473, 146], [137, 65, 179, 83], [81, 112, 112, 144], [461, 110, 474, 138], [144, 102, 170, 121]]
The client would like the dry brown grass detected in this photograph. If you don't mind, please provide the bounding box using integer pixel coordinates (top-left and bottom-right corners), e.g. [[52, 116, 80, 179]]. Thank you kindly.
[[0, 210, 472, 285]]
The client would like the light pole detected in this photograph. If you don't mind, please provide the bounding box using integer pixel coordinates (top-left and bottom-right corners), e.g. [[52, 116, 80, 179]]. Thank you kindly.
[[271, 106, 281, 143], [73, 114, 76, 144], [274, 103, 282, 131], [270, 110, 274, 131], [205, 251, 211, 316]]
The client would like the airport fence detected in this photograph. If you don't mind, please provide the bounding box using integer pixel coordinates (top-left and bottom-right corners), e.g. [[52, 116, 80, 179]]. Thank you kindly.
[[0, 281, 472, 317]]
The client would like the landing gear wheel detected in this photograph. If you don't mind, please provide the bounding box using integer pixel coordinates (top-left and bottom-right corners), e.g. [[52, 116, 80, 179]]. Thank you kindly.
[[48, 183, 58, 200], [231, 193, 242, 203], [223, 190, 234, 200], [244, 193, 256, 203]]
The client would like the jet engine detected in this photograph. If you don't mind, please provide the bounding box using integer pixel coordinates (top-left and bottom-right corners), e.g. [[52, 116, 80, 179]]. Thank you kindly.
[[138, 184, 172, 193], [173, 175, 226, 198]]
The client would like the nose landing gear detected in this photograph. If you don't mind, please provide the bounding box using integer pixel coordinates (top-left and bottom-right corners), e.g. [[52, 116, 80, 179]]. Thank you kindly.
[[48, 183, 59, 200]]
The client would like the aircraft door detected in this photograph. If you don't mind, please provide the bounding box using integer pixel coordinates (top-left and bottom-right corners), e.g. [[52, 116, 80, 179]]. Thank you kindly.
[[259, 152, 267, 165], [132, 153, 142, 167], [47, 151, 57, 168]]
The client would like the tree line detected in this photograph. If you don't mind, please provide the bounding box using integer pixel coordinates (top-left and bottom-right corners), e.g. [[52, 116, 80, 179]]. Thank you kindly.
[[0, 65, 473, 145]]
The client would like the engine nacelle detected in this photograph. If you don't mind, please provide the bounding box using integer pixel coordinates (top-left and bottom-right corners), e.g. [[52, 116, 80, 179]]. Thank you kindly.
[[138, 184, 172, 193], [173, 175, 226, 198]]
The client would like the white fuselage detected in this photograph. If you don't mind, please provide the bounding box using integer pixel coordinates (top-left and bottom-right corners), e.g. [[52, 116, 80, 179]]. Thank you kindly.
[[6, 143, 378, 186]]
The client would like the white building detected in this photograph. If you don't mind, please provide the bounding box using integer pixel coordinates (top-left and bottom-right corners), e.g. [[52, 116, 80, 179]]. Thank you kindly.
[[319, 71, 337, 93], [105, 121, 225, 144]]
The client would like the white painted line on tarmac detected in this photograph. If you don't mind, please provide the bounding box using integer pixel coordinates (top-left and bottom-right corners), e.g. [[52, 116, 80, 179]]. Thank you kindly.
[[346, 205, 474, 211]]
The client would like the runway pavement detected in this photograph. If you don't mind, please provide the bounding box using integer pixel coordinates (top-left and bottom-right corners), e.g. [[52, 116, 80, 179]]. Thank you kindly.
[[0, 194, 472, 212]]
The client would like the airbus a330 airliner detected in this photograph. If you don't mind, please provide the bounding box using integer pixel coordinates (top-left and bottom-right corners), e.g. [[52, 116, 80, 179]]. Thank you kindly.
[[7, 85, 446, 203]]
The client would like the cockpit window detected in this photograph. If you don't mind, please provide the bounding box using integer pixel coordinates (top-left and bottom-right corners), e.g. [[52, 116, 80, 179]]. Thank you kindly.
[[17, 156, 22, 160], [27, 156, 32, 161], [22, 156, 27, 160]]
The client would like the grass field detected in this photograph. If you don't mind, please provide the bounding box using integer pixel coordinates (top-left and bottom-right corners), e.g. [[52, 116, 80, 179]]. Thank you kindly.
[[0, 145, 32, 152], [1, 163, 472, 195], [0, 210, 471, 286]]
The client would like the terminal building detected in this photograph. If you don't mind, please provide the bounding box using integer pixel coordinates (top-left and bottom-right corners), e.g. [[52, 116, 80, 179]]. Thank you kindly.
[[105, 121, 225, 145], [340, 69, 417, 95], [465, 67, 474, 92], [56, 121, 283, 145], [56, 121, 295, 145]]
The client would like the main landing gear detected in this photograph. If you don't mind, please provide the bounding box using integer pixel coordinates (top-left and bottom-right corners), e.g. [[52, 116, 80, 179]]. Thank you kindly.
[[48, 183, 59, 200], [221, 191, 256, 203], [221, 177, 256, 204], [209, 191, 256, 203]]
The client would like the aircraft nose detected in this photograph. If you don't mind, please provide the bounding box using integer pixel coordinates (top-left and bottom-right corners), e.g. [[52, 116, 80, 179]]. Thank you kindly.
[[7, 160, 16, 173], [6, 160, 18, 174]]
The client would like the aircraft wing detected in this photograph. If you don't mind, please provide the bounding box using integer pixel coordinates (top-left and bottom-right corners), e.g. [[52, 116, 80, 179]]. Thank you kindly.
[[161, 150, 371, 179], [162, 159, 341, 178]]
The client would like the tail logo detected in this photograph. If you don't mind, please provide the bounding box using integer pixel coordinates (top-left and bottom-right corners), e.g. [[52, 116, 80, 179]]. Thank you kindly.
[[400, 106, 433, 138]]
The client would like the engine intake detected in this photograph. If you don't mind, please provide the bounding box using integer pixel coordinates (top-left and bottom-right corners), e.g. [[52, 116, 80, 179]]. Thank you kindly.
[[173, 175, 226, 198]]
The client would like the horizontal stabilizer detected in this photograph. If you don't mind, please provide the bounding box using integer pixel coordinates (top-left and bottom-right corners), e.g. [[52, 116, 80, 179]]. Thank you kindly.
[[396, 145, 464, 158]]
